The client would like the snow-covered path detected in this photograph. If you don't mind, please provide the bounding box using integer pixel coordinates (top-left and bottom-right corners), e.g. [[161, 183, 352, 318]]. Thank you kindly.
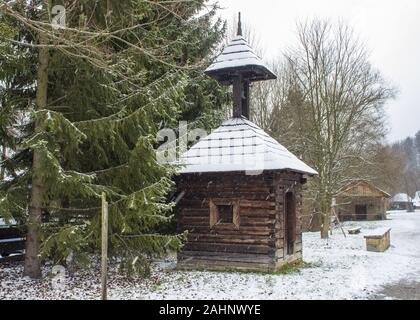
[[301, 211, 420, 299], [1, 211, 419, 300]]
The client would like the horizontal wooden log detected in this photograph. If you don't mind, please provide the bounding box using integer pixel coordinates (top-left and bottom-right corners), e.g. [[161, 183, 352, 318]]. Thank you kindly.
[[183, 186, 273, 193], [184, 192, 275, 201], [179, 216, 209, 224], [183, 242, 274, 255], [239, 200, 276, 208], [240, 217, 276, 225], [187, 232, 274, 241], [179, 217, 277, 228], [186, 233, 274, 245], [177, 258, 274, 272], [239, 208, 276, 216], [178, 177, 272, 185], [178, 176, 274, 185], [179, 225, 274, 236], [181, 209, 210, 217], [180, 204, 276, 211], [209, 225, 272, 232], [179, 251, 273, 264], [200, 228, 272, 237], [178, 199, 209, 207], [180, 207, 276, 219]]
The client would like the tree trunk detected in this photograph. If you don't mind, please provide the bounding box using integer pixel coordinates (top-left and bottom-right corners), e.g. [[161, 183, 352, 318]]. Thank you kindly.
[[24, 33, 49, 279], [1, 144, 6, 180], [320, 193, 331, 239], [320, 211, 330, 239]]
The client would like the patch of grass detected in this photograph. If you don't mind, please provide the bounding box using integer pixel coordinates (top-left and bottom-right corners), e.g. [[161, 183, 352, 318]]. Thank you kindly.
[[172, 259, 320, 276], [275, 259, 316, 275], [175, 274, 187, 284], [150, 278, 163, 292]]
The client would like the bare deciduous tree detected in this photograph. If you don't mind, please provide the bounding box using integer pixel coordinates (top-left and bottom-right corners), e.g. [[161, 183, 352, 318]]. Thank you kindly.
[[221, 17, 396, 236], [250, 62, 292, 133], [282, 19, 395, 238]]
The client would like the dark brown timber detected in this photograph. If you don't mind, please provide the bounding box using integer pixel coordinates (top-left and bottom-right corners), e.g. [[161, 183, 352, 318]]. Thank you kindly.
[[176, 171, 305, 272]]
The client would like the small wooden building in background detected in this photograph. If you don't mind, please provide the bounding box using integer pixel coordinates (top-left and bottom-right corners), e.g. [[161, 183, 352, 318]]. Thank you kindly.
[[336, 180, 390, 221], [390, 193, 414, 211], [175, 15, 317, 272]]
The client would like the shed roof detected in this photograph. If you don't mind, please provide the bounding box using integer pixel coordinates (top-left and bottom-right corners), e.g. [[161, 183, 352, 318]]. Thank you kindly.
[[204, 36, 276, 83], [178, 117, 317, 175], [391, 193, 413, 203], [337, 180, 391, 198]]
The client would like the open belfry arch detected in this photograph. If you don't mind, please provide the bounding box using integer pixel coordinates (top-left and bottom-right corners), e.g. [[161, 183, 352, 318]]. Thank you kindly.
[[176, 13, 317, 272]]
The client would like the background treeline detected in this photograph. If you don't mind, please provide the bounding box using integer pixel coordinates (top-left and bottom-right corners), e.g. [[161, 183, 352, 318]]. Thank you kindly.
[[384, 131, 420, 196]]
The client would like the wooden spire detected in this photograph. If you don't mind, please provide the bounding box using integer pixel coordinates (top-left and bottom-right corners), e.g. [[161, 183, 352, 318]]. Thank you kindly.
[[204, 13, 277, 118], [237, 12, 242, 36]]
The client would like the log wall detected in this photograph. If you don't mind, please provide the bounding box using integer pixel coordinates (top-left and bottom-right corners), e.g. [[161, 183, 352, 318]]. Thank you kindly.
[[336, 181, 390, 221], [176, 171, 304, 272], [337, 196, 387, 221]]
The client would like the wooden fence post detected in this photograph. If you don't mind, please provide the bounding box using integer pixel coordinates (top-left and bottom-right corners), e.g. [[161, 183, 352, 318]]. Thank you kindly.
[[101, 192, 109, 300]]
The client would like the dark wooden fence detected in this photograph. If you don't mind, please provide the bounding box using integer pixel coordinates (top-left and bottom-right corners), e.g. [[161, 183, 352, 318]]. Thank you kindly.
[[0, 226, 25, 261]]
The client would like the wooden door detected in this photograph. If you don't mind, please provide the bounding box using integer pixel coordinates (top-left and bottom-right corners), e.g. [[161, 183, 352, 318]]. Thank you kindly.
[[285, 192, 296, 255], [355, 205, 367, 220]]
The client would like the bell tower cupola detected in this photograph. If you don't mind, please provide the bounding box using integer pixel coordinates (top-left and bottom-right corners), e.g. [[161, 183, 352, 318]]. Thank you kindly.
[[204, 13, 277, 118]]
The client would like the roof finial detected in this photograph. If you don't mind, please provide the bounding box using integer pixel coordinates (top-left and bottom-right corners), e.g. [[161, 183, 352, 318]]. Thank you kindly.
[[237, 12, 242, 36]]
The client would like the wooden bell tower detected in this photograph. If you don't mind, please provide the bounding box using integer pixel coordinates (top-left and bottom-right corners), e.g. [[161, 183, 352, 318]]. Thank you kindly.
[[176, 13, 317, 273], [205, 13, 276, 119]]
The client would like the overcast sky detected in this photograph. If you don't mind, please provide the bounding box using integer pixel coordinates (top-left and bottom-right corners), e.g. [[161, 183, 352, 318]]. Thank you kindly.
[[215, 0, 420, 143]]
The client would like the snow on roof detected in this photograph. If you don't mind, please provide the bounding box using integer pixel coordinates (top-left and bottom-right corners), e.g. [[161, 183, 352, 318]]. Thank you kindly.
[[337, 180, 391, 198], [363, 227, 391, 238], [205, 36, 276, 81], [178, 117, 318, 175], [391, 193, 412, 202]]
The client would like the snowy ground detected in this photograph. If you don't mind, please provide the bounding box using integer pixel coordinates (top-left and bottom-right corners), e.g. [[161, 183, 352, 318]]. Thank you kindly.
[[1, 211, 420, 300]]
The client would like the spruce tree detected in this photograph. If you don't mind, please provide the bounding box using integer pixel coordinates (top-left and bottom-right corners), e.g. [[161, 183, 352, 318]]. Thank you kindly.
[[0, 0, 225, 278]]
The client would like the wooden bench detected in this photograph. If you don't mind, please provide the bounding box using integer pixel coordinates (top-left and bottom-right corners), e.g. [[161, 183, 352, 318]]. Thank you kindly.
[[0, 226, 25, 259], [364, 227, 391, 252], [348, 227, 361, 235]]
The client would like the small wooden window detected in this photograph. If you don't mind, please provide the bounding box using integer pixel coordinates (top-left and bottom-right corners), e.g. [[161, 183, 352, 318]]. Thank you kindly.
[[209, 199, 240, 228], [217, 205, 233, 223]]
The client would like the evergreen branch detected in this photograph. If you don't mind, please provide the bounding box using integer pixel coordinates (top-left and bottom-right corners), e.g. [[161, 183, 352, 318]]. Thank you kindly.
[[110, 176, 173, 206], [1, 3, 202, 71], [47, 206, 101, 212], [74, 74, 186, 126], [35, 109, 87, 139], [84, 163, 128, 175], [117, 233, 178, 239]]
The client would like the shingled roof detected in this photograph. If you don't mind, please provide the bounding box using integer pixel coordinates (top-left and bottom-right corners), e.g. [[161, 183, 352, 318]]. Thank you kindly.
[[178, 117, 317, 175], [337, 180, 391, 198], [392, 193, 412, 202], [204, 35, 277, 83]]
